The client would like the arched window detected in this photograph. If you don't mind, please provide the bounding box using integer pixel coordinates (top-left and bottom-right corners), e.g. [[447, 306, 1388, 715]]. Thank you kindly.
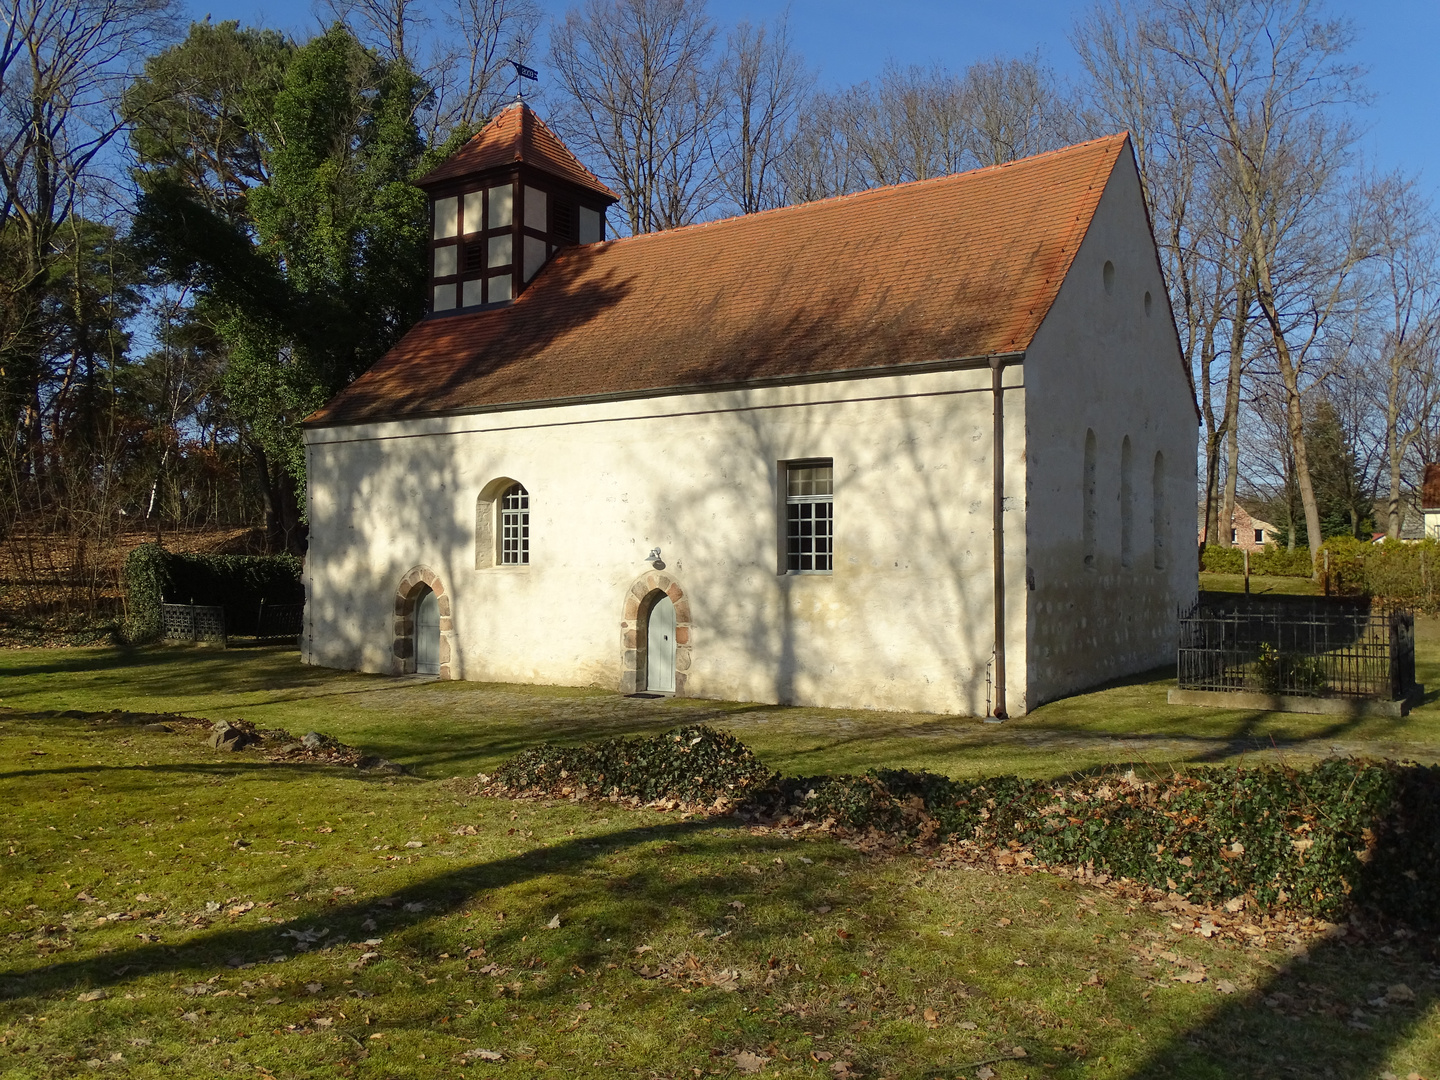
[[500, 483, 529, 565], [1152, 451, 1167, 570], [1083, 430, 1097, 569], [476, 477, 530, 568], [1120, 436, 1134, 570]]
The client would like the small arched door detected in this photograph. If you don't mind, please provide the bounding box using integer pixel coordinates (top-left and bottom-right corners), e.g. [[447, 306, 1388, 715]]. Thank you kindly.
[[415, 587, 440, 675], [645, 596, 676, 693]]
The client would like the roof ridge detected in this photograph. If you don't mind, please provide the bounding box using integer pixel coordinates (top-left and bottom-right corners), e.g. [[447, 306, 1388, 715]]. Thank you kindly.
[[594, 133, 1130, 249]]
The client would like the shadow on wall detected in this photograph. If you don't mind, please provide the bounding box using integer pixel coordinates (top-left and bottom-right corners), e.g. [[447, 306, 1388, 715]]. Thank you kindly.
[[310, 255, 1023, 709]]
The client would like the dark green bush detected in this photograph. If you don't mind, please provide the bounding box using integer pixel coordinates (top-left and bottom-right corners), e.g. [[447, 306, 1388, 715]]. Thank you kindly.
[[491, 730, 1440, 926], [1321, 537, 1439, 612], [123, 543, 304, 642], [1200, 544, 1315, 577], [492, 725, 778, 806]]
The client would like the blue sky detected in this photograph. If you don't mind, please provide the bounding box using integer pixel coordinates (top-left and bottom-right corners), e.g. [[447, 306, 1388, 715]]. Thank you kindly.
[[195, 0, 1440, 202]]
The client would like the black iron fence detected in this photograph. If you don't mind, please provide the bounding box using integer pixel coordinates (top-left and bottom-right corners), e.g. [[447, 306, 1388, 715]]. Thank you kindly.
[[1178, 594, 1416, 700], [160, 599, 303, 645]]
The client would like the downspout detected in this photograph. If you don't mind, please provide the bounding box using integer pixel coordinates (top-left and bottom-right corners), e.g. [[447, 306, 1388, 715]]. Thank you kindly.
[[990, 355, 1014, 720]]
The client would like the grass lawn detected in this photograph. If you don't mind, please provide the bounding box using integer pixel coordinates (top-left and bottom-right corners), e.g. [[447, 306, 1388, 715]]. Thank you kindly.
[[2, 633, 1438, 1078]]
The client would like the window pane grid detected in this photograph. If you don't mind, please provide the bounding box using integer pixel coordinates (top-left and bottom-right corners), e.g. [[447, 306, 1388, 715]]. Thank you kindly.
[[501, 485, 529, 565], [785, 461, 833, 573]]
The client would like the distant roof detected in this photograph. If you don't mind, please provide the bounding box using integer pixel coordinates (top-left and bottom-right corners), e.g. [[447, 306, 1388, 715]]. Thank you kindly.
[[413, 103, 618, 202], [1425, 463, 1440, 511], [309, 133, 1132, 427]]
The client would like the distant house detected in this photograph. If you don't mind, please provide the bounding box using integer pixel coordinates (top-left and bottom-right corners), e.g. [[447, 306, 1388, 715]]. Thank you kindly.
[[1198, 503, 1279, 552], [300, 105, 1197, 717], [1425, 464, 1440, 540]]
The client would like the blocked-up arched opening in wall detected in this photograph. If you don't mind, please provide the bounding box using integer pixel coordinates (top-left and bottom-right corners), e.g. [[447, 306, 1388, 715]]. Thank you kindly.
[[1120, 435, 1134, 569], [393, 566, 454, 678], [620, 571, 691, 695], [1083, 429, 1098, 569], [1153, 450, 1168, 569]]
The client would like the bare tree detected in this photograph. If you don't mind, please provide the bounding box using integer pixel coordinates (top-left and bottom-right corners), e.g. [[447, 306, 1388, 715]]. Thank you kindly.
[[775, 86, 867, 203], [320, 0, 424, 63], [550, 0, 720, 234], [0, 0, 177, 497], [1075, 1, 1250, 547], [321, 0, 539, 143], [711, 14, 810, 214], [1358, 173, 1440, 538], [432, 0, 539, 136], [962, 53, 1081, 167], [1149, 0, 1368, 566]]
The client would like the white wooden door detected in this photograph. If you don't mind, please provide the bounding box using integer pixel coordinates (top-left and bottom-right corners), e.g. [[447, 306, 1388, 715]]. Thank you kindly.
[[646, 596, 676, 693], [415, 589, 440, 675]]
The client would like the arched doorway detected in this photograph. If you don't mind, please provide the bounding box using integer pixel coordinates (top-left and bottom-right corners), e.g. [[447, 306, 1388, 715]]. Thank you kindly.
[[620, 571, 691, 696], [393, 566, 454, 678], [415, 587, 440, 675], [645, 595, 676, 692]]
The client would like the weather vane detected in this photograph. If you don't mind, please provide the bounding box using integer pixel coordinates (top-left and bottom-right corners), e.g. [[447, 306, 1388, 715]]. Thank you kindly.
[[510, 60, 538, 100]]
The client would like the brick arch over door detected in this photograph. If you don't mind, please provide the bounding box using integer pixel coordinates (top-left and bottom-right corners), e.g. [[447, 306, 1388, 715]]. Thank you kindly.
[[393, 565, 455, 678], [620, 571, 691, 695]]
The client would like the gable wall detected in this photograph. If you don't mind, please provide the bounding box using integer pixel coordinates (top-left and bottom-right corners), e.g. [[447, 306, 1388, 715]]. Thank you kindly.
[[1022, 150, 1199, 706], [303, 365, 1027, 715]]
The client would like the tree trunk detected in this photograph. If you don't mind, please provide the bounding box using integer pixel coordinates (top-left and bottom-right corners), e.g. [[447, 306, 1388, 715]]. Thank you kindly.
[[1218, 272, 1251, 548]]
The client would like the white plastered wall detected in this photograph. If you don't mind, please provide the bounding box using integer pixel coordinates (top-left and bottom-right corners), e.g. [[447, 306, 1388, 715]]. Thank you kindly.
[[302, 365, 1028, 716], [1022, 147, 1199, 707]]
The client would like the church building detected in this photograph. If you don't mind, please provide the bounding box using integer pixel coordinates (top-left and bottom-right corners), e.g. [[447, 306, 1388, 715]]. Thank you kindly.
[[301, 104, 1198, 717]]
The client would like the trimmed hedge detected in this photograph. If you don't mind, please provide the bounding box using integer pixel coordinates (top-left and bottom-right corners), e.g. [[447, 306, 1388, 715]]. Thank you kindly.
[[1321, 536, 1439, 612], [490, 726, 1440, 927], [1200, 544, 1314, 577], [124, 543, 304, 642]]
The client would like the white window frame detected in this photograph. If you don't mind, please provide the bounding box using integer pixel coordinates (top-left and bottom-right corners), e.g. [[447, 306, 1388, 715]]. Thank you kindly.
[[500, 483, 529, 565], [782, 459, 833, 574]]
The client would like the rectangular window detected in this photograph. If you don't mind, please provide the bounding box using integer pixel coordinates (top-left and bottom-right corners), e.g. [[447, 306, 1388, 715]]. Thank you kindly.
[[579, 206, 602, 244], [784, 460, 833, 573], [1255, 528, 1264, 544], [524, 186, 547, 231], [501, 486, 529, 565], [488, 184, 513, 228], [488, 234, 513, 268], [433, 196, 458, 239], [1230, 528, 1237, 543], [463, 190, 483, 233]]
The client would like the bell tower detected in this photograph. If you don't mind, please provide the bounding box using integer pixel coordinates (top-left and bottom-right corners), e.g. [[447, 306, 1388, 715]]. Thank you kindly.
[[414, 103, 619, 315]]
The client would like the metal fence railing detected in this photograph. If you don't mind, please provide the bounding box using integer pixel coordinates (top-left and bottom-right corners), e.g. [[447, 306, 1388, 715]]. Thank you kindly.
[[162, 602, 228, 645], [1177, 596, 1416, 701], [160, 600, 304, 645]]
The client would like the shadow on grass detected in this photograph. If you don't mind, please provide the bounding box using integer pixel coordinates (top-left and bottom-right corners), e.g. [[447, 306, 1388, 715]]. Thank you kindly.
[[0, 815, 754, 1003], [1126, 930, 1438, 1078], [3, 800, 1437, 1078]]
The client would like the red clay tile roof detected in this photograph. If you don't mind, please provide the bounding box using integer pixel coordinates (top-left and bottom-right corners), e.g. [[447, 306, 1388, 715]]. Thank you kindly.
[[309, 133, 1131, 427], [414, 103, 618, 201], [1424, 463, 1440, 510]]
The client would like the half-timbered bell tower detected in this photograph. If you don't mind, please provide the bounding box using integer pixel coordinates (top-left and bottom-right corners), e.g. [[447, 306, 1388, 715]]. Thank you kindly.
[[414, 103, 619, 315]]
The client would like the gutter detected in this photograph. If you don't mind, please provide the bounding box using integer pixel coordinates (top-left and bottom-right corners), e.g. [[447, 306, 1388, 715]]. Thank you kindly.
[[302, 351, 1028, 432], [990, 354, 1024, 720]]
